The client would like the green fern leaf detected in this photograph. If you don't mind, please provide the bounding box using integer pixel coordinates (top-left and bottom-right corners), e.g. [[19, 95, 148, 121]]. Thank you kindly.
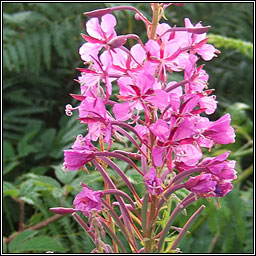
[[41, 29, 51, 70]]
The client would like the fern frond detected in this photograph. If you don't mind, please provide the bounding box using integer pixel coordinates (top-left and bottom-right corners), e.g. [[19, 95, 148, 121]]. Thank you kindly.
[[208, 34, 253, 59]]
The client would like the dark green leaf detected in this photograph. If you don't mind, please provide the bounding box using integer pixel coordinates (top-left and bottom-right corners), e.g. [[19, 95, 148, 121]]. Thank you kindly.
[[9, 230, 38, 253], [53, 164, 77, 184]]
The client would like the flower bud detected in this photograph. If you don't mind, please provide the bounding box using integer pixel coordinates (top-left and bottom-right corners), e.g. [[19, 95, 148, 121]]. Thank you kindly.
[[84, 8, 112, 18], [49, 207, 76, 215], [187, 26, 211, 34], [134, 13, 141, 20], [108, 35, 127, 49]]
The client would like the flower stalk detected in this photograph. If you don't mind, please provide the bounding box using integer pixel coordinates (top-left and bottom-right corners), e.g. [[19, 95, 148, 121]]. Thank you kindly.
[[53, 3, 237, 253]]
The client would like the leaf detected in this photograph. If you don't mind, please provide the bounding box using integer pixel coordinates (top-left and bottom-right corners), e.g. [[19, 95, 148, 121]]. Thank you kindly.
[[39, 128, 56, 150], [52, 21, 66, 60], [35, 176, 61, 188], [53, 164, 77, 184], [15, 39, 28, 71], [9, 230, 38, 253], [41, 28, 51, 69], [18, 236, 67, 253], [20, 196, 36, 205], [3, 181, 19, 197], [29, 212, 43, 226], [19, 179, 35, 197], [17, 139, 37, 158], [3, 141, 16, 161], [3, 161, 20, 176], [52, 187, 64, 199], [24, 173, 61, 188], [7, 44, 20, 72], [30, 166, 48, 175]]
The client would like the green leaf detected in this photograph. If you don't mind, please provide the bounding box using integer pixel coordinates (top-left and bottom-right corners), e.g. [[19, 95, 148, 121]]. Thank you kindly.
[[15, 236, 67, 253], [3, 141, 16, 161], [24, 173, 61, 188], [36, 176, 61, 188], [3, 189, 19, 197], [19, 179, 35, 197], [29, 212, 43, 226], [42, 28, 51, 69], [30, 166, 48, 175], [3, 181, 19, 197], [39, 128, 56, 149], [20, 196, 36, 205], [9, 230, 38, 253], [3, 161, 20, 176], [53, 164, 77, 184], [52, 187, 64, 199]]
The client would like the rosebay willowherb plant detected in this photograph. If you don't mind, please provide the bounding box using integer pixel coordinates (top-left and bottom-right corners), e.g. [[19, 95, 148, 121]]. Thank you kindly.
[[50, 3, 237, 253]]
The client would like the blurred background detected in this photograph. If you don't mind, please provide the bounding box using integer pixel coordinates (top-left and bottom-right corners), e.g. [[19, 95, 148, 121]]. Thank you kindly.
[[3, 3, 253, 253]]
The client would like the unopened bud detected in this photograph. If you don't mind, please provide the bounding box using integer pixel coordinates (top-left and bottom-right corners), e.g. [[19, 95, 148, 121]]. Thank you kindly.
[[172, 3, 185, 6], [84, 8, 112, 18], [108, 35, 127, 49], [215, 49, 221, 54], [49, 207, 76, 215], [187, 26, 211, 34], [134, 13, 141, 20]]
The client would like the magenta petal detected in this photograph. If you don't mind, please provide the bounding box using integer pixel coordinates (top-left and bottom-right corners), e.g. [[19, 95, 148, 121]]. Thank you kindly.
[[144, 167, 163, 195], [64, 150, 93, 171], [172, 117, 195, 141], [113, 102, 133, 121], [145, 39, 160, 58], [150, 119, 170, 142], [86, 17, 104, 39], [73, 187, 103, 216], [101, 14, 117, 36], [79, 42, 102, 61], [197, 44, 217, 61], [152, 146, 166, 167]]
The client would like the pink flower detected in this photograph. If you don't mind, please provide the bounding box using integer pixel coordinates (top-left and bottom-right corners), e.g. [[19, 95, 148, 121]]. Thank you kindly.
[[199, 151, 237, 181], [150, 117, 203, 168], [79, 14, 117, 61], [203, 113, 236, 144], [174, 143, 202, 166], [198, 94, 218, 115], [150, 119, 171, 142], [73, 187, 103, 216], [63, 150, 94, 171], [72, 134, 96, 151], [79, 95, 107, 121], [77, 51, 117, 100], [213, 181, 233, 197], [184, 18, 218, 61], [145, 38, 185, 82], [184, 54, 209, 94], [113, 71, 157, 121], [111, 44, 146, 75], [63, 135, 95, 171], [184, 173, 217, 194], [144, 167, 163, 195]]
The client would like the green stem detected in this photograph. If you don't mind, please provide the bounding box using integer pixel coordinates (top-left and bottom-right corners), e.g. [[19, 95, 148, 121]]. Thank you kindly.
[[170, 205, 205, 251], [230, 148, 253, 158], [234, 164, 253, 186], [150, 3, 160, 40], [101, 220, 127, 253], [145, 195, 158, 253], [157, 195, 197, 253], [142, 192, 149, 234]]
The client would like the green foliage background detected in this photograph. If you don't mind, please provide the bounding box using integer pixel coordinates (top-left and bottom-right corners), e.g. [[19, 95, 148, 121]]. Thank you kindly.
[[3, 2, 253, 253]]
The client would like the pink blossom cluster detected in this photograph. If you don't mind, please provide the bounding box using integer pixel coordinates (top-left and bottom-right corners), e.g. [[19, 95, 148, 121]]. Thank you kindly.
[[52, 4, 237, 253]]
